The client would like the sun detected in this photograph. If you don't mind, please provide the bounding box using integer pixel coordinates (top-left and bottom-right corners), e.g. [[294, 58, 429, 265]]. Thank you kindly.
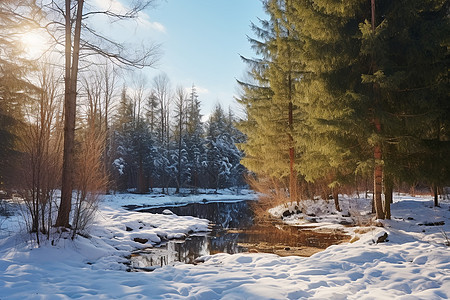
[[19, 29, 52, 60]]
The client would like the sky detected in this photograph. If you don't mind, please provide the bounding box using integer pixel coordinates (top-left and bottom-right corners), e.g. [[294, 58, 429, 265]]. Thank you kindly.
[[20, 0, 265, 118], [122, 0, 265, 117]]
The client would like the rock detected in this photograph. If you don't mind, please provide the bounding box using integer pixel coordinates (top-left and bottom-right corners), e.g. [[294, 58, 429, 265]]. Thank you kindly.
[[282, 210, 293, 218], [133, 237, 148, 244], [194, 257, 206, 265], [126, 226, 133, 232], [162, 209, 174, 215], [374, 232, 388, 244], [418, 221, 445, 226], [339, 220, 353, 226]]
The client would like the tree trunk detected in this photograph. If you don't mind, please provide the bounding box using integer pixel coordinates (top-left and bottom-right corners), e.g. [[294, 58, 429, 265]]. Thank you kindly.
[[289, 144, 296, 201], [56, 0, 84, 227], [371, 0, 384, 220], [384, 178, 393, 219], [374, 145, 384, 219], [432, 184, 439, 207], [332, 188, 341, 212], [288, 86, 296, 202], [137, 158, 146, 194], [176, 108, 182, 194]]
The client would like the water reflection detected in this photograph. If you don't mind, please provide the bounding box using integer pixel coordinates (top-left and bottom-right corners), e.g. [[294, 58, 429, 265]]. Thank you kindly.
[[129, 201, 349, 270], [138, 201, 254, 229]]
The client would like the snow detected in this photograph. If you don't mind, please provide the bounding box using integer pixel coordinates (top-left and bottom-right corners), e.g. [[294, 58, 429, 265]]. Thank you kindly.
[[0, 192, 449, 299], [105, 188, 257, 209]]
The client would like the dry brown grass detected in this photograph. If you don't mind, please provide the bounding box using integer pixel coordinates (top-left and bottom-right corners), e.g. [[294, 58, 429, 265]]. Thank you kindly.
[[246, 175, 302, 221], [72, 128, 108, 237]]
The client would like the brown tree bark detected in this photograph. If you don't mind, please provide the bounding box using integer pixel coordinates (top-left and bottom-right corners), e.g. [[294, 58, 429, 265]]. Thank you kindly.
[[374, 144, 384, 219], [56, 0, 84, 227], [384, 178, 393, 219], [332, 188, 341, 212], [432, 184, 439, 207], [371, 0, 385, 220], [289, 101, 297, 202]]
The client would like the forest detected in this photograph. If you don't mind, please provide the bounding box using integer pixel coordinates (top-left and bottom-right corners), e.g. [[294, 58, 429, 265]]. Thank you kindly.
[[237, 0, 449, 219], [0, 0, 449, 234], [0, 0, 251, 237], [1, 1, 246, 206], [0, 1, 449, 299]]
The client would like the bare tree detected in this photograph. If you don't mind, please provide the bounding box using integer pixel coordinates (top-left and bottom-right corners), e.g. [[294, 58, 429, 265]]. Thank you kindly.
[[40, 0, 161, 228], [19, 63, 63, 243], [130, 73, 150, 193], [72, 68, 113, 236], [81, 62, 119, 193], [72, 125, 108, 238], [152, 73, 171, 193], [100, 63, 119, 193], [173, 85, 188, 193]]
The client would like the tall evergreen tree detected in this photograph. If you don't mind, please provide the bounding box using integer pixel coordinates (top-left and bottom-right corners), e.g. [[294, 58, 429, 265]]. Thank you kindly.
[[185, 85, 204, 192], [173, 85, 189, 193], [0, 0, 37, 190], [111, 86, 135, 190], [205, 104, 244, 190], [240, 0, 449, 217], [291, 0, 370, 210], [238, 0, 303, 201], [359, 0, 450, 210]]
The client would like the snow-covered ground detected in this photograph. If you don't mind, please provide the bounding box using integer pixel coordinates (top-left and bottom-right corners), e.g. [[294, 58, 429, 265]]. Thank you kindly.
[[0, 192, 449, 299], [103, 188, 257, 210]]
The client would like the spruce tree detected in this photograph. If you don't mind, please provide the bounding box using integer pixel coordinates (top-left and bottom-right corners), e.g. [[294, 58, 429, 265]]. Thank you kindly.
[[173, 86, 189, 193], [0, 1, 37, 190], [361, 0, 450, 209], [185, 85, 204, 192], [205, 105, 244, 189], [111, 86, 135, 190], [290, 0, 369, 209], [238, 0, 303, 201]]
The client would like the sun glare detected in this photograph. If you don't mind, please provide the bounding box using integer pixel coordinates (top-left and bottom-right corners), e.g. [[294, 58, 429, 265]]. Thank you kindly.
[[19, 29, 51, 60]]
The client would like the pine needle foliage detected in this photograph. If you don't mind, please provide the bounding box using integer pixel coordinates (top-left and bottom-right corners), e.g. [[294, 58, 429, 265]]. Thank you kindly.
[[239, 0, 450, 212]]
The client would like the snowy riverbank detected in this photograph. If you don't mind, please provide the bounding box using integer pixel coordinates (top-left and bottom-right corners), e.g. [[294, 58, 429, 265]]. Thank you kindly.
[[0, 192, 449, 299]]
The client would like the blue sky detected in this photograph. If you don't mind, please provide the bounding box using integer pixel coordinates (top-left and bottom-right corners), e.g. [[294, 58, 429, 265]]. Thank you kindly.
[[137, 0, 265, 116]]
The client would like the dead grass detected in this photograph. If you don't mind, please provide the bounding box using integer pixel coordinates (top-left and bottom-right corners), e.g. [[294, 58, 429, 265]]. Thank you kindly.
[[245, 175, 295, 221]]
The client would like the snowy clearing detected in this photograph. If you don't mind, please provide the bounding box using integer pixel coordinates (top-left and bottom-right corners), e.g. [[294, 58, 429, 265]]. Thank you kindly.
[[0, 192, 449, 299]]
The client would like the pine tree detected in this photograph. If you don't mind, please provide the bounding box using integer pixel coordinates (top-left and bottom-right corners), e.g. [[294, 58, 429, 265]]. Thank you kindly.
[[239, 0, 449, 216], [204, 104, 243, 190], [360, 0, 450, 210], [111, 86, 135, 190], [225, 108, 246, 188], [185, 85, 204, 192], [173, 85, 189, 193], [238, 0, 303, 201], [290, 0, 370, 210], [0, 0, 37, 190], [292, 0, 449, 216]]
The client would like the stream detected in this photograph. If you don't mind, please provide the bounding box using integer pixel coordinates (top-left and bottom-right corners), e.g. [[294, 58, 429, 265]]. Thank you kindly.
[[126, 200, 349, 271]]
